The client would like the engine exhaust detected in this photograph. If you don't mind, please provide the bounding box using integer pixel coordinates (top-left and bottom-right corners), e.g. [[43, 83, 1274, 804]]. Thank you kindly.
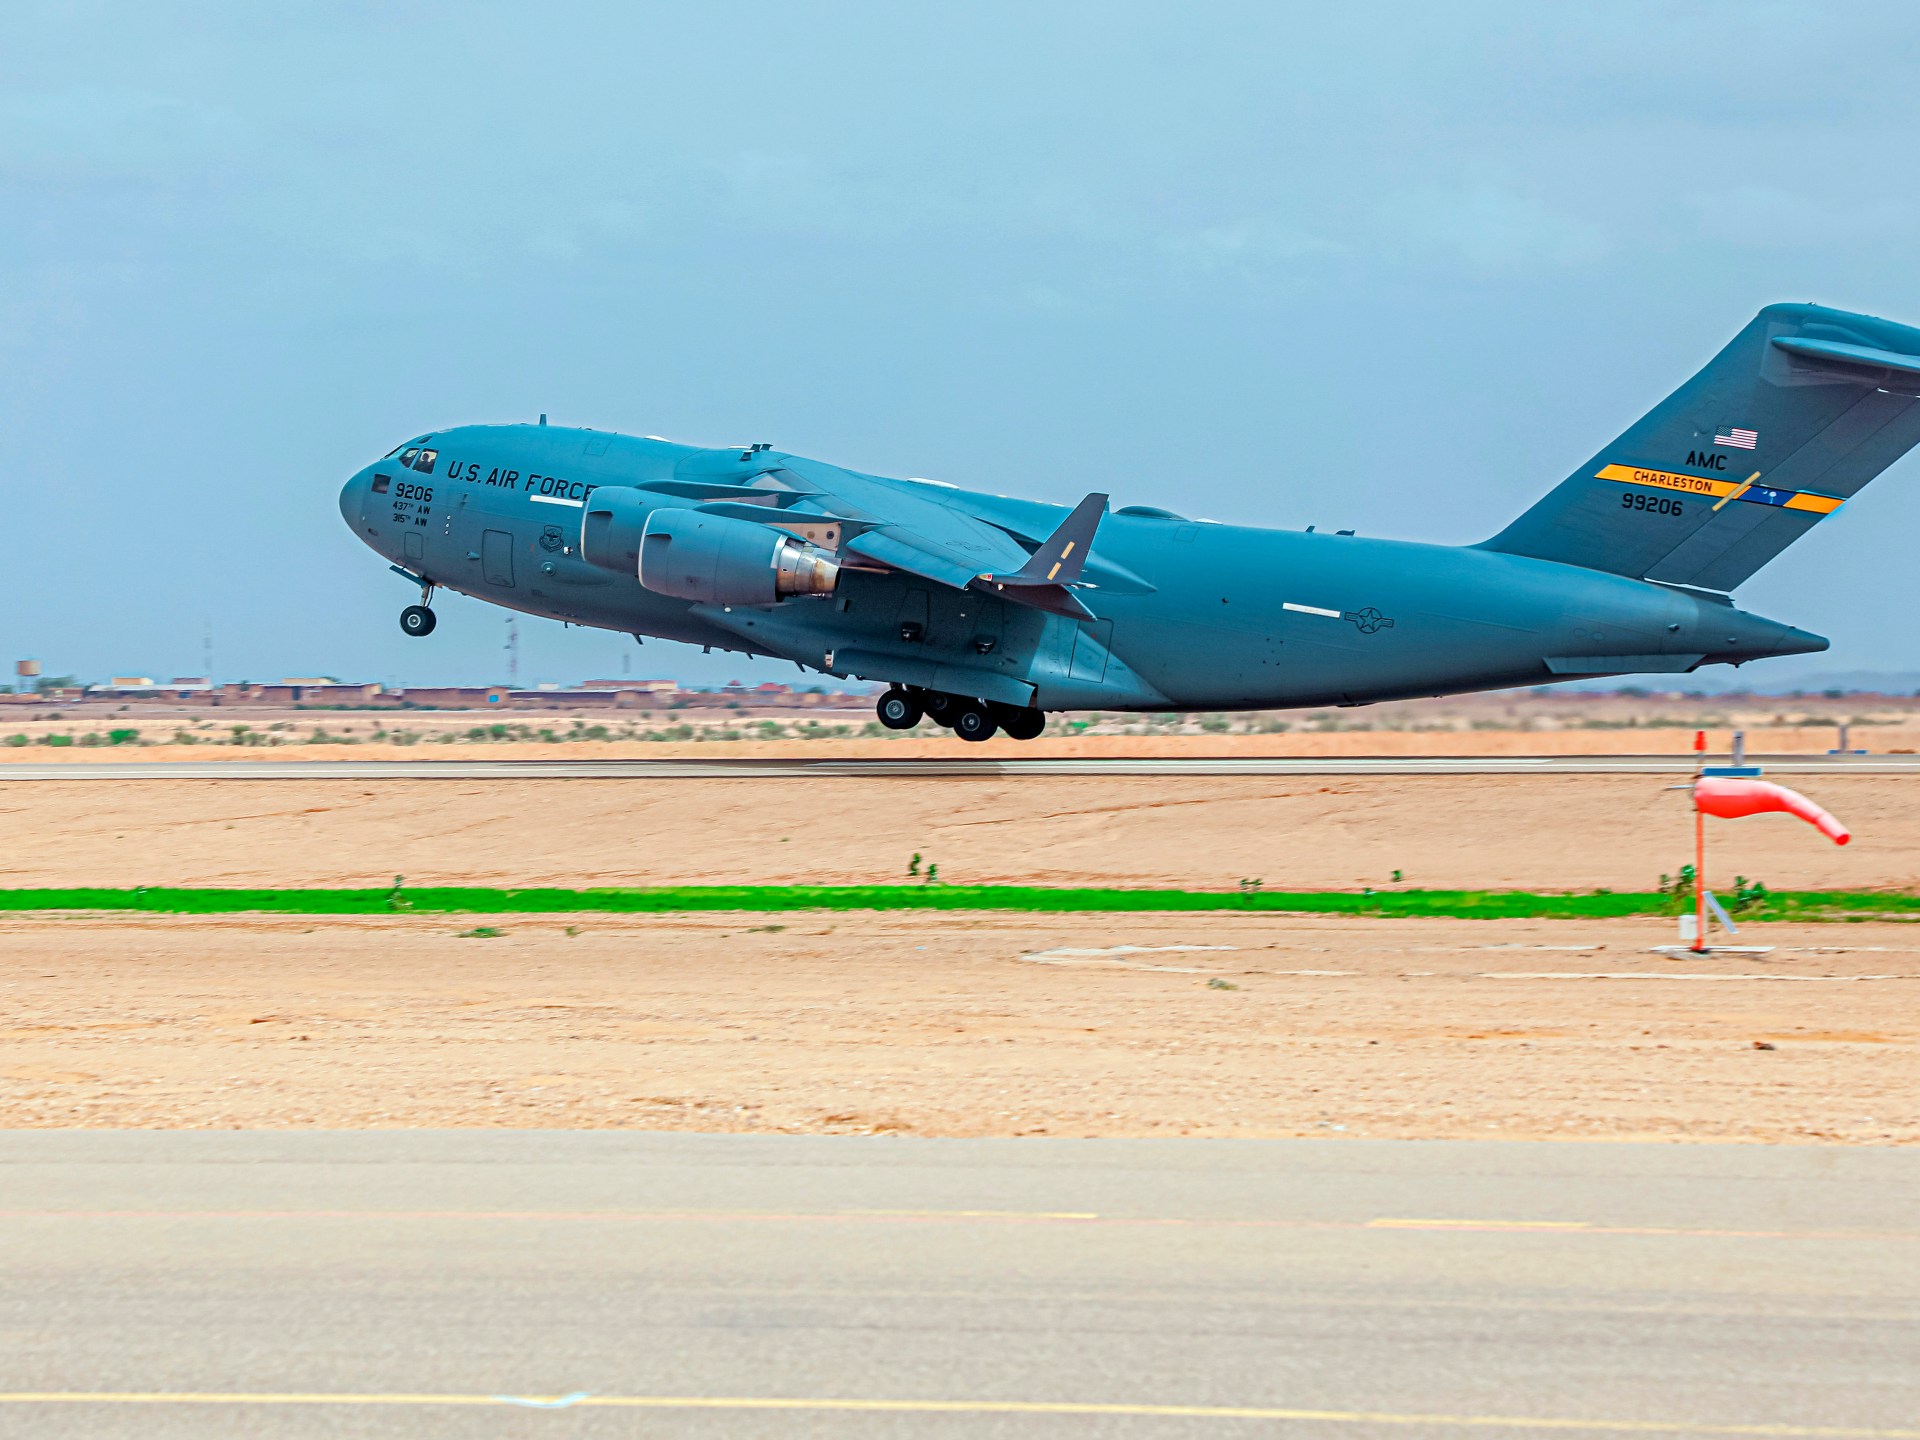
[[773, 536, 840, 597]]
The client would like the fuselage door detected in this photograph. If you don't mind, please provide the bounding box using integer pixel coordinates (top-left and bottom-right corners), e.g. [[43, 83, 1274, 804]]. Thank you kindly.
[[482, 529, 516, 588], [1069, 618, 1114, 682]]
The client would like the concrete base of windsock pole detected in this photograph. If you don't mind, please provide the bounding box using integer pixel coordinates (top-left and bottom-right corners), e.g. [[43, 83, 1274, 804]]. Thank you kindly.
[[1653, 730, 1851, 958]]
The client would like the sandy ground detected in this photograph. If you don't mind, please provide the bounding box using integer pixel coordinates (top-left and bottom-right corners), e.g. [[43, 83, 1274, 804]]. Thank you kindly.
[[5, 766, 1913, 1142], [2, 773, 1914, 891], [2, 911, 1914, 1140]]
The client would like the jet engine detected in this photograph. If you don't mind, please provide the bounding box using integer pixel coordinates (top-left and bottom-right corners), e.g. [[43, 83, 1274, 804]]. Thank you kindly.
[[637, 507, 839, 606], [581, 486, 669, 574]]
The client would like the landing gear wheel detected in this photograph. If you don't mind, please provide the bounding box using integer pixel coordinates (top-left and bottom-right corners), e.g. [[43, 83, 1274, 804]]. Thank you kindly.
[[951, 700, 998, 743], [400, 604, 437, 637], [994, 705, 1046, 741], [876, 689, 923, 730], [920, 691, 958, 728]]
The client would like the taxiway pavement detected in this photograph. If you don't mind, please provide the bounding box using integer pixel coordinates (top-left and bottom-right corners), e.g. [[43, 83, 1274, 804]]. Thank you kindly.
[[1, 1133, 1916, 1437], [2, 754, 1917, 780]]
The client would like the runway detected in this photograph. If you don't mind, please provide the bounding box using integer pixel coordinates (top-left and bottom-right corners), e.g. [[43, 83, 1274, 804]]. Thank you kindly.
[[2, 753, 1917, 780], [3, 1134, 1917, 1437]]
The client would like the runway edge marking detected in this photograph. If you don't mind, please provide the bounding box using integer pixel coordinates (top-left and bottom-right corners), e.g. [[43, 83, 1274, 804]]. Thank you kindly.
[[0, 1393, 1914, 1434]]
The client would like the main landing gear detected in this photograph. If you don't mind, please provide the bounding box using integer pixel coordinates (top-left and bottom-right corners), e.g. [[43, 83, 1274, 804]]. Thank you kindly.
[[876, 687, 1047, 743], [876, 689, 922, 729]]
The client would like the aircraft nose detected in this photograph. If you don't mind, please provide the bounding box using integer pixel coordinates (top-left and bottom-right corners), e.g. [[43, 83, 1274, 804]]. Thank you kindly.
[[339, 469, 367, 529]]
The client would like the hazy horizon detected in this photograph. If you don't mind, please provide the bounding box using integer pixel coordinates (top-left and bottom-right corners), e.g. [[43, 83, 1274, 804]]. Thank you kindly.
[[7, 2, 1920, 691]]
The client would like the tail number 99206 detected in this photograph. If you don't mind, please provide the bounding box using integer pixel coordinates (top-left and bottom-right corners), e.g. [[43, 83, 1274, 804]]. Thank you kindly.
[[1621, 492, 1684, 516]]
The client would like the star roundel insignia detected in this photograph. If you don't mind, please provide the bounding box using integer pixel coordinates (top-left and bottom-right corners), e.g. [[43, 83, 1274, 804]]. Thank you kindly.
[[1343, 606, 1395, 635]]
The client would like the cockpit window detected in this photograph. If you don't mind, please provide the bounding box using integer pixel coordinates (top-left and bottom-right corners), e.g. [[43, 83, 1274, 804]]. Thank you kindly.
[[411, 448, 438, 475], [384, 435, 432, 459], [399, 448, 419, 467]]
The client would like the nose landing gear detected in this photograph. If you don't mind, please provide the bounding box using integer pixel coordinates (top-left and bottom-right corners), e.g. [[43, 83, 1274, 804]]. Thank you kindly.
[[398, 574, 438, 637]]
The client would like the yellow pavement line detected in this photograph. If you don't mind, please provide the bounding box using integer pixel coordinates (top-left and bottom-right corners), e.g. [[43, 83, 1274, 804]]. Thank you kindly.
[[0, 1394, 1915, 1434]]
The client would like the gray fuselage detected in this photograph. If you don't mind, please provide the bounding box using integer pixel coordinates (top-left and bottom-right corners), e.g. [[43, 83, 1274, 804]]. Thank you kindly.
[[338, 424, 1823, 712]]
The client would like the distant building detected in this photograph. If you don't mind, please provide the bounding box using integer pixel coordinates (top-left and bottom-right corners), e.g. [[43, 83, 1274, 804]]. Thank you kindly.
[[90, 677, 214, 700], [508, 688, 618, 708], [579, 679, 678, 693], [219, 682, 384, 705], [392, 686, 510, 708], [4, 673, 869, 712]]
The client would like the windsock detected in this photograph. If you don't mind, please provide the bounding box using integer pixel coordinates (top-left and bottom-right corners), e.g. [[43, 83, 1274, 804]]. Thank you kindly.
[[1693, 776, 1850, 846]]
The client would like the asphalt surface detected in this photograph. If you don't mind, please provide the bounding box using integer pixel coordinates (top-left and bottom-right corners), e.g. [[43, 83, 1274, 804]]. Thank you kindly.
[[1, 1134, 1916, 1438], [0, 754, 1916, 779]]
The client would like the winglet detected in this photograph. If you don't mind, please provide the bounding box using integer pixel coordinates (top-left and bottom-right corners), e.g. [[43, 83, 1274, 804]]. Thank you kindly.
[[989, 493, 1108, 588]]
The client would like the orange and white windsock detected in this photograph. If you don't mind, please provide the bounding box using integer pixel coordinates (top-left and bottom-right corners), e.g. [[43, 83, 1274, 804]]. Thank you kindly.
[[1693, 776, 1850, 846]]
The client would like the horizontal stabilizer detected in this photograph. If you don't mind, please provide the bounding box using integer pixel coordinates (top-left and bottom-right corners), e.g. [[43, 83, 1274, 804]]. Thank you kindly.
[[1771, 336, 1920, 379]]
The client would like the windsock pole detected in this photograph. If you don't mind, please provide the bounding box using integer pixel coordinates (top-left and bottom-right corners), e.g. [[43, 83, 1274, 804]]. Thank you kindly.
[[1694, 798, 1708, 951], [1693, 730, 1708, 953], [1671, 735, 1848, 958]]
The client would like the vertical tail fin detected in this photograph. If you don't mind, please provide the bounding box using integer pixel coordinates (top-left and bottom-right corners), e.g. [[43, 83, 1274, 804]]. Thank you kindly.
[[1483, 303, 1920, 590]]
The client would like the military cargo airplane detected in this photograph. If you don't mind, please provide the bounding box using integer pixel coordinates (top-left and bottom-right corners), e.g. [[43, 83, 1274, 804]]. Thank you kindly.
[[340, 303, 1920, 741]]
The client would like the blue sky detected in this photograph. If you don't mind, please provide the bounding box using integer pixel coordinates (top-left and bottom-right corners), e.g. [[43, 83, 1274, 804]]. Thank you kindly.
[[5, 1, 1920, 688]]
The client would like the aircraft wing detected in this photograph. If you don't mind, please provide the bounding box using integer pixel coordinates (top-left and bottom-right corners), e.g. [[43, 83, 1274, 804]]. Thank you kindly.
[[736, 455, 1106, 616], [842, 527, 990, 590]]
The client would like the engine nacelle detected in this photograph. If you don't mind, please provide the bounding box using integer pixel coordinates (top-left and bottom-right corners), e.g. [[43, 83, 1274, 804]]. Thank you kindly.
[[637, 508, 840, 606], [580, 485, 672, 573]]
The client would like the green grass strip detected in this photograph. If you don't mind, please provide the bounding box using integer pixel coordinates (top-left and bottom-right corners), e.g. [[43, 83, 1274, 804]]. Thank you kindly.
[[1, 885, 1918, 920]]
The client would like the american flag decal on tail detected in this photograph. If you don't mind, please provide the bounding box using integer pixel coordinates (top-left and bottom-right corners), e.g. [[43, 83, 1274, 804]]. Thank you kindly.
[[1714, 425, 1758, 450]]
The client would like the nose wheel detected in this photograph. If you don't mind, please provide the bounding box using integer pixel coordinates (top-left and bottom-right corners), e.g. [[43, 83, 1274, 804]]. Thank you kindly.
[[400, 604, 437, 637]]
